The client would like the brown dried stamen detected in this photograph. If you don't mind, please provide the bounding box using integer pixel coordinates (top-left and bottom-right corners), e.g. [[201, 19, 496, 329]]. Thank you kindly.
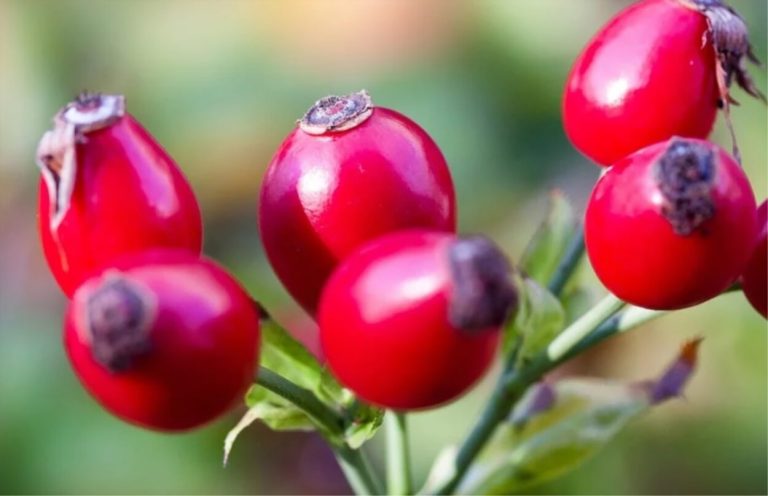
[[74, 91, 105, 111], [448, 236, 518, 332], [84, 274, 155, 372], [682, 0, 766, 162], [299, 90, 373, 135], [688, 0, 765, 103], [655, 139, 716, 235]]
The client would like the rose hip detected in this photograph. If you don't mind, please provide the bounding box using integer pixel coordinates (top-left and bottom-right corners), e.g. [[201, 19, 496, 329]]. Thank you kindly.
[[37, 93, 203, 296], [319, 230, 516, 410], [259, 91, 456, 315], [585, 137, 758, 310], [64, 250, 260, 431]]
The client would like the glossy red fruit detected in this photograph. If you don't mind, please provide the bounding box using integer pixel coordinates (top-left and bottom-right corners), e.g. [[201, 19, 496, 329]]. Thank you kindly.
[[585, 137, 757, 310], [319, 231, 517, 410], [37, 93, 203, 296], [259, 91, 456, 315], [64, 250, 260, 431], [563, 0, 763, 166], [741, 200, 767, 318]]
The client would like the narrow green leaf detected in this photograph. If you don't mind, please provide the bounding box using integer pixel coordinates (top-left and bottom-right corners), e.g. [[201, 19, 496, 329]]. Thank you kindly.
[[460, 340, 702, 494], [504, 276, 565, 361], [519, 190, 577, 285]]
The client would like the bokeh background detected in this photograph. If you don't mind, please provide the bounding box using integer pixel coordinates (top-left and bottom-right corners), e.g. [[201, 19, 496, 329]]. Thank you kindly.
[[0, 0, 766, 494]]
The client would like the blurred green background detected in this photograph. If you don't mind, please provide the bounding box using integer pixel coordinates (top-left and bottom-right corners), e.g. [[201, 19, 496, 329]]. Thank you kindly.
[[0, 0, 765, 494]]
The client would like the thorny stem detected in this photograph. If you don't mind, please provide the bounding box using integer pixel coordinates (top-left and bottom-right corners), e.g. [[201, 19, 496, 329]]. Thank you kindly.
[[386, 412, 413, 495], [256, 367, 383, 495]]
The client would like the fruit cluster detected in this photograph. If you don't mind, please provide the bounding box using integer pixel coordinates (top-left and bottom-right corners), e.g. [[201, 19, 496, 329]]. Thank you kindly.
[[36, 89, 518, 429], [35, 0, 765, 438], [563, 0, 766, 315], [37, 93, 260, 430]]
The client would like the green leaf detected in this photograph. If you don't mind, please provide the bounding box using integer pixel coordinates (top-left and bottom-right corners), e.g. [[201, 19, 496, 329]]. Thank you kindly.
[[260, 320, 335, 397], [225, 319, 385, 462], [504, 276, 565, 361], [342, 400, 385, 449], [224, 387, 316, 465], [460, 340, 702, 494], [560, 285, 594, 325], [519, 190, 577, 286]]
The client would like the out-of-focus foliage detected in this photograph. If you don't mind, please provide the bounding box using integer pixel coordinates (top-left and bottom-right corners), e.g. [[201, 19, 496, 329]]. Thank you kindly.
[[0, 0, 765, 494]]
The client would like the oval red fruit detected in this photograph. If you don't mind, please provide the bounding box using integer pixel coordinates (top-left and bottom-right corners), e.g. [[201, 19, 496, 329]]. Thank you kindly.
[[742, 200, 767, 319], [38, 93, 203, 296], [585, 137, 758, 310], [259, 91, 456, 315], [563, 0, 761, 166], [64, 250, 260, 431], [319, 231, 516, 410]]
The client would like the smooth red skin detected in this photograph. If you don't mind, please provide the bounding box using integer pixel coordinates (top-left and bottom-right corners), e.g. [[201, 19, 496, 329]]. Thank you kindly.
[[65, 250, 260, 431], [585, 139, 757, 310], [563, 0, 718, 166], [318, 231, 500, 410], [259, 107, 456, 315], [39, 114, 203, 296], [742, 201, 767, 318]]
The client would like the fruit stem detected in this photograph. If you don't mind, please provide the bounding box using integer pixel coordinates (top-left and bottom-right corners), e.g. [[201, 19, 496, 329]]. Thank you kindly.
[[546, 226, 585, 297], [386, 411, 413, 495], [256, 367, 383, 495], [431, 282, 746, 494], [433, 293, 627, 495], [547, 293, 626, 361], [336, 445, 386, 496]]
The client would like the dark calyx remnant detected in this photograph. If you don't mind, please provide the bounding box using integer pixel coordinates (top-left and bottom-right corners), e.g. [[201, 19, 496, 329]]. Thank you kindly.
[[86, 275, 153, 373], [299, 90, 373, 135], [655, 139, 716, 236], [448, 236, 518, 332]]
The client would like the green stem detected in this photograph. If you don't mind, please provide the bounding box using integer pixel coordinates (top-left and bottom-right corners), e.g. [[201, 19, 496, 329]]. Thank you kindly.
[[546, 293, 626, 361], [434, 293, 627, 495], [257, 367, 344, 433], [547, 226, 585, 297], [563, 306, 663, 361], [386, 412, 413, 495], [336, 445, 385, 496], [256, 367, 383, 495]]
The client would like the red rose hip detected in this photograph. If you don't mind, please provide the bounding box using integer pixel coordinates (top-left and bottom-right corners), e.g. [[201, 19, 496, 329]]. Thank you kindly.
[[37, 93, 203, 296], [585, 137, 758, 310], [259, 91, 456, 315], [563, 0, 763, 166], [741, 200, 767, 319], [64, 250, 260, 431], [318, 231, 517, 410]]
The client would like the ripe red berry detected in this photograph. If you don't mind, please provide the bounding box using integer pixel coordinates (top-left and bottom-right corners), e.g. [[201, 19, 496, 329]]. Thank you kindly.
[[259, 91, 456, 315], [741, 200, 767, 319], [64, 250, 260, 431], [37, 93, 203, 296], [563, 0, 763, 166], [318, 231, 516, 410], [585, 137, 758, 310]]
